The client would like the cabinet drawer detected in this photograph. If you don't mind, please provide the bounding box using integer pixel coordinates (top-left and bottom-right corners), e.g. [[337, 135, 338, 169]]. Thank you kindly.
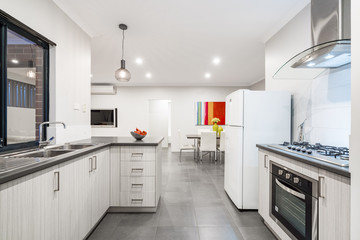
[[121, 146, 156, 161], [120, 191, 156, 207], [120, 162, 155, 176], [120, 177, 155, 192]]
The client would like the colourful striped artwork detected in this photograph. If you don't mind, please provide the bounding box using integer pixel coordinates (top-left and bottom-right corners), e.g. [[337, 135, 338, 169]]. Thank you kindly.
[[196, 102, 226, 125]]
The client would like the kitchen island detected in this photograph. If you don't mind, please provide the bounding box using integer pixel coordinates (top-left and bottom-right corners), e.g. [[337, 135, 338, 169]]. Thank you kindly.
[[0, 136, 163, 240]]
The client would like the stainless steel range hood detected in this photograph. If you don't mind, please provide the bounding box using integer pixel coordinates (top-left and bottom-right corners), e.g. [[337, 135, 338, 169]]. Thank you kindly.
[[273, 0, 351, 79]]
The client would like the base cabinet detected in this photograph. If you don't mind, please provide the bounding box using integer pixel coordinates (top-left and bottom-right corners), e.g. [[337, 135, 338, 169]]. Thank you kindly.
[[0, 166, 59, 240], [258, 150, 270, 223], [318, 169, 350, 240], [0, 148, 110, 240], [258, 149, 350, 240], [110, 145, 162, 210]]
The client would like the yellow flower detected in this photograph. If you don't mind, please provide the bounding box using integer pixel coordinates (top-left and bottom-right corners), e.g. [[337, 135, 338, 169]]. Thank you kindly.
[[211, 118, 220, 124]]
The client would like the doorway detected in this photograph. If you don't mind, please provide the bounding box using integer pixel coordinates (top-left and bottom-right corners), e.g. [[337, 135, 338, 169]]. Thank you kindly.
[[148, 100, 171, 148]]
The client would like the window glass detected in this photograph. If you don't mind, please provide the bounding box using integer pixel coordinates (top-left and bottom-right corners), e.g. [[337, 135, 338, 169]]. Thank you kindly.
[[6, 29, 44, 144]]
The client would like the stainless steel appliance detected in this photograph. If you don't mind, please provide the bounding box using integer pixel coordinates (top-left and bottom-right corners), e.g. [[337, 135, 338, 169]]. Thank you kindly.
[[270, 162, 318, 240], [273, 0, 351, 79], [269, 142, 349, 167]]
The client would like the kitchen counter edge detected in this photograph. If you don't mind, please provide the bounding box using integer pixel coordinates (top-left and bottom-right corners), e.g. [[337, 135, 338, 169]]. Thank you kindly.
[[257, 144, 350, 178], [0, 137, 164, 185]]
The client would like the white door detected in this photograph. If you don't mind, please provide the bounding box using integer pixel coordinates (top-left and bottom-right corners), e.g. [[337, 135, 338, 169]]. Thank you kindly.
[[226, 90, 244, 126], [149, 100, 170, 147], [224, 126, 243, 209]]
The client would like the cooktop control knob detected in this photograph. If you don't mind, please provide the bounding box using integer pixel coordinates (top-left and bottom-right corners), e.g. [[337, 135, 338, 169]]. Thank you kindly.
[[306, 149, 312, 154], [293, 177, 300, 184], [301, 148, 307, 152], [278, 169, 284, 175], [287, 145, 292, 149], [285, 173, 291, 179], [296, 147, 301, 151], [291, 146, 296, 150]]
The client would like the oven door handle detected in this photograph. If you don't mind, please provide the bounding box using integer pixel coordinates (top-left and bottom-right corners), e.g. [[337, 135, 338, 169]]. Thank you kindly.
[[275, 178, 305, 200]]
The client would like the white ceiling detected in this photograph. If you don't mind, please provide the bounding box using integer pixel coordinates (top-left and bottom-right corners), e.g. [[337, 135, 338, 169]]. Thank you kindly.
[[53, 0, 309, 86]]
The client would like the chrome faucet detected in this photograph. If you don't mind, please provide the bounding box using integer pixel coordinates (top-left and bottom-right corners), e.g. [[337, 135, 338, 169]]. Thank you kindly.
[[38, 121, 66, 147]]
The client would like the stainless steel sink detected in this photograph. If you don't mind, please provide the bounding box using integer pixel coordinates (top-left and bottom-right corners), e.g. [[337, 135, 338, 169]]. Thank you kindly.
[[14, 149, 74, 158], [54, 143, 94, 150]]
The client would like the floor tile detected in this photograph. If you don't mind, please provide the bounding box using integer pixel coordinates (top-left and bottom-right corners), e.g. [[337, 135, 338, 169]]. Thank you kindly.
[[111, 226, 157, 240], [158, 204, 197, 227], [238, 226, 276, 240], [155, 226, 199, 240], [199, 226, 244, 240], [195, 206, 232, 227]]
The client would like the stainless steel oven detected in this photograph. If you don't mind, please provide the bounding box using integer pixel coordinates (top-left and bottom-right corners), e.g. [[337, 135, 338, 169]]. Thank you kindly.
[[270, 162, 318, 240]]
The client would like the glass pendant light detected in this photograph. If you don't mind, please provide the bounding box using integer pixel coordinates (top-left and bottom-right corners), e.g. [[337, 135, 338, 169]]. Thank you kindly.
[[115, 24, 131, 82]]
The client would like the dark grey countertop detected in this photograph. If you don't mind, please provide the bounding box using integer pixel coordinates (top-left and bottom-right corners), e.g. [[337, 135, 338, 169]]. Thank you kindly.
[[257, 144, 350, 178], [0, 136, 164, 185]]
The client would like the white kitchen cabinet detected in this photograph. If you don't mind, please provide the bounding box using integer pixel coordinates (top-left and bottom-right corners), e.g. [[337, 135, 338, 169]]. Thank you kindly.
[[258, 149, 270, 222], [318, 169, 350, 240], [110, 145, 162, 211], [0, 166, 59, 240], [57, 148, 110, 240], [90, 149, 110, 225]]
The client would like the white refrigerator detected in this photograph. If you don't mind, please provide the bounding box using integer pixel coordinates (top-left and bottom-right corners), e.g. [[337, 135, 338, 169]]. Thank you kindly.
[[224, 89, 291, 210]]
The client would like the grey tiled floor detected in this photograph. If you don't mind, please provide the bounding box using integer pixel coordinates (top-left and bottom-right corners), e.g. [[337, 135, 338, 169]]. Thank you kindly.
[[88, 148, 276, 240]]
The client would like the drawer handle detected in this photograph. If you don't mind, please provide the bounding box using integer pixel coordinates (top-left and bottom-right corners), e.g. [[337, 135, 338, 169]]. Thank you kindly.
[[131, 183, 144, 188], [131, 199, 143, 204], [131, 153, 143, 159], [89, 157, 93, 172], [264, 155, 268, 169], [131, 168, 144, 173], [54, 171, 60, 192], [93, 156, 97, 170], [319, 176, 325, 198]]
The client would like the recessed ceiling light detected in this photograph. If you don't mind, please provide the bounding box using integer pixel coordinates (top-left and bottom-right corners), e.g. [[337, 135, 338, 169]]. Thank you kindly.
[[204, 73, 211, 78], [11, 59, 19, 64], [212, 57, 221, 65], [145, 73, 152, 78], [135, 58, 143, 65]]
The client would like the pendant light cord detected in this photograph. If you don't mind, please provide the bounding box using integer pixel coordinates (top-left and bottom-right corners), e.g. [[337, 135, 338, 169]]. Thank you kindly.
[[121, 29, 125, 60]]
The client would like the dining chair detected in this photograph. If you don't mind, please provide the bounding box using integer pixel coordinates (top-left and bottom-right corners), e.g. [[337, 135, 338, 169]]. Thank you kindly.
[[199, 131, 217, 163], [197, 128, 211, 134], [217, 132, 225, 164], [178, 129, 196, 162]]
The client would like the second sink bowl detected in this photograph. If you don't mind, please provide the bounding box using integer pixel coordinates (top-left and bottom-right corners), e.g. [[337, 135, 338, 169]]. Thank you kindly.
[[54, 143, 94, 150], [15, 149, 74, 158]]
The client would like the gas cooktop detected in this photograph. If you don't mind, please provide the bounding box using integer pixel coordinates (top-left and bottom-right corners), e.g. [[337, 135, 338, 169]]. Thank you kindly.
[[269, 142, 349, 167]]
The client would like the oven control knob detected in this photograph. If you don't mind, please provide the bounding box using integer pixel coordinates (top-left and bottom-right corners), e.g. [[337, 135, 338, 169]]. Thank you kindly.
[[293, 177, 300, 184], [278, 169, 284, 175], [285, 173, 291, 179]]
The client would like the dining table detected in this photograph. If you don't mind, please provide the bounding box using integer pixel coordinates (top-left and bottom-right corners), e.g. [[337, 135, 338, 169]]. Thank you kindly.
[[186, 134, 220, 160]]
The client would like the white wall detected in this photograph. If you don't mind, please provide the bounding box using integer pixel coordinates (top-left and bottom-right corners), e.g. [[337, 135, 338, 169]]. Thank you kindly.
[[266, 4, 351, 147], [350, 0, 360, 238], [249, 79, 265, 90], [91, 86, 240, 151], [1, 0, 92, 144]]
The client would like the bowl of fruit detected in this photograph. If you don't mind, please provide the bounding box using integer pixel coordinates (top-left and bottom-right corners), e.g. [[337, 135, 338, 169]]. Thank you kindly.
[[131, 128, 147, 140]]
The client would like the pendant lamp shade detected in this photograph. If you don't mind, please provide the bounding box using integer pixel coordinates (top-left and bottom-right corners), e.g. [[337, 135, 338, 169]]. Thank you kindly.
[[115, 24, 131, 82], [115, 60, 131, 81]]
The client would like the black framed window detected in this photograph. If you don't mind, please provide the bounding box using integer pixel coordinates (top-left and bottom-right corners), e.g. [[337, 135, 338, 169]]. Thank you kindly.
[[0, 12, 52, 152]]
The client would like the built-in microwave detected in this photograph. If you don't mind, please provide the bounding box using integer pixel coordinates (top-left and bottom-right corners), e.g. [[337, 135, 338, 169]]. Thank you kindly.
[[91, 108, 117, 128], [270, 162, 318, 240]]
